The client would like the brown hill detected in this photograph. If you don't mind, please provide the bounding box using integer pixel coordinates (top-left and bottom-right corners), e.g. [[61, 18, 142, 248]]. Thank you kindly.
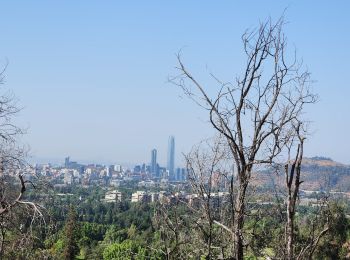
[[252, 157, 350, 192]]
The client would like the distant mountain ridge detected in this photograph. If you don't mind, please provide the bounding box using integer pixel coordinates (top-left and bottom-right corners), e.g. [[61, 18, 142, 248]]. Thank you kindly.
[[303, 156, 346, 167], [300, 157, 350, 191], [253, 156, 350, 192]]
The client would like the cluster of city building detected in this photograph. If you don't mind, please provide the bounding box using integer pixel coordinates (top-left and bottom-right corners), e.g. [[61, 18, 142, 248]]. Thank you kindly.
[[108, 189, 339, 208], [104, 189, 231, 207], [30, 136, 187, 187]]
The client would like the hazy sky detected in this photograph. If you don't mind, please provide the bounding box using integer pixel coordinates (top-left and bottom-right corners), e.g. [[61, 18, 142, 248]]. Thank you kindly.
[[0, 1, 349, 165]]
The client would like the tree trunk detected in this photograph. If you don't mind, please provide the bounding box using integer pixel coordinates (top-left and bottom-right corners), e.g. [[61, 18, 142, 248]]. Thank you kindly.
[[233, 178, 248, 260], [286, 196, 294, 260]]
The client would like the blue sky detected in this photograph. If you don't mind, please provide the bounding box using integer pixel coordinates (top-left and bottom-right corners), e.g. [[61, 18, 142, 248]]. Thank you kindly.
[[0, 1, 349, 165]]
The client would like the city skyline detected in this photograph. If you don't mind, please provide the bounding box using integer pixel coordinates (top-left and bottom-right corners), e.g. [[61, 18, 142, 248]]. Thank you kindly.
[[35, 136, 181, 168]]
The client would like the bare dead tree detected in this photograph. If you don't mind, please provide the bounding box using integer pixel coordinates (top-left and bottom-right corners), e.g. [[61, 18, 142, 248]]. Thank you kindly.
[[260, 121, 331, 259], [0, 64, 44, 257], [283, 123, 305, 260], [184, 137, 233, 259], [170, 16, 317, 259]]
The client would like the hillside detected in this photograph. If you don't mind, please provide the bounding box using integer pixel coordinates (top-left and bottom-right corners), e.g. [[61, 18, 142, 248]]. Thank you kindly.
[[253, 157, 350, 191], [301, 157, 350, 191]]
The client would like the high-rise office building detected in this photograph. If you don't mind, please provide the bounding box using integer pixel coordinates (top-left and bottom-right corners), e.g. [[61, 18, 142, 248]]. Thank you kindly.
[[64, 156, 70, 168], [175, 167, 186, 181], [167, 136, 175, 179], [151, 149, 157, 176]]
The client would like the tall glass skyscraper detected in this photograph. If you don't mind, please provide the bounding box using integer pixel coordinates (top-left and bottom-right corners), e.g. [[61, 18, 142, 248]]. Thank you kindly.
[[167, 136, 175, 178], [151, 149, 157, 176], [65, 156, 70, 168]]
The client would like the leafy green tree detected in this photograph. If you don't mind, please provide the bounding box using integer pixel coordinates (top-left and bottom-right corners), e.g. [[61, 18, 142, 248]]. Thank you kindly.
[[127, 224, 137, 239], [63, 206, 79, 260], [313, 203, 350, 259], [103, 226, 128, 244], [103, 240, 146, 260]]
